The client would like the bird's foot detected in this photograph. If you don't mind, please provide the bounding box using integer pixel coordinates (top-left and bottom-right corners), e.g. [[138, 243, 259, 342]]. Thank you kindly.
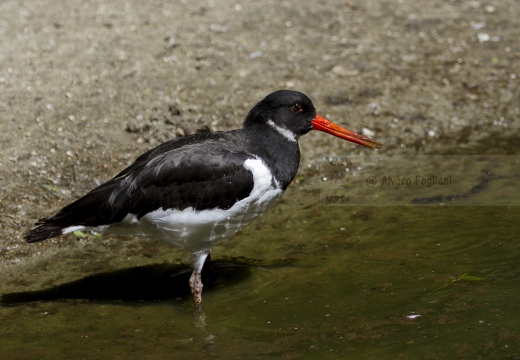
[[189, 271, 203, 306]]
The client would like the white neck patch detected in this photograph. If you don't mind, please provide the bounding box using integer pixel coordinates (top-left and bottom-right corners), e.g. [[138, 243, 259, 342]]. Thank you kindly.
[[267, 119, 297, 142]]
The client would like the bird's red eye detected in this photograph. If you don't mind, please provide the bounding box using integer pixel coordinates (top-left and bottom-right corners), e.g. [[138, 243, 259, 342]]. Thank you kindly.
[[291, 103, 303, 112]]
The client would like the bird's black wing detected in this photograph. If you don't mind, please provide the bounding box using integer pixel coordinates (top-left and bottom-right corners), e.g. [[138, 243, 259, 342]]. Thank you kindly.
[[25, 132, 255, 242]]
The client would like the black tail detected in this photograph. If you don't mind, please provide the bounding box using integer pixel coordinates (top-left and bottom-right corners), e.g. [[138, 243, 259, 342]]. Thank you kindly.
[[25, 219, 66, 243], [24, 179, 124, 243]]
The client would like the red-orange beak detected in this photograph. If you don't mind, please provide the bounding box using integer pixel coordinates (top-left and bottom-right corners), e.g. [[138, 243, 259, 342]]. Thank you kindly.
[[311, 114, 382, 149]]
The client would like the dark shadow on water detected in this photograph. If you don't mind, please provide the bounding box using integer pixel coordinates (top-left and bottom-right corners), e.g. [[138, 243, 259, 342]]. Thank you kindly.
[[0, 257, 281, 306]]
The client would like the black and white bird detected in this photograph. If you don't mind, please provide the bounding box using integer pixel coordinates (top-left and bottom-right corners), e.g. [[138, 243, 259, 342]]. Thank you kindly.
[[25, 90, 381, 305]]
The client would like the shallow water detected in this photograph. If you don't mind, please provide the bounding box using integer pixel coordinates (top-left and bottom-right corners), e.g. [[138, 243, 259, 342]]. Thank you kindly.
[[2, 146, 520, 359]]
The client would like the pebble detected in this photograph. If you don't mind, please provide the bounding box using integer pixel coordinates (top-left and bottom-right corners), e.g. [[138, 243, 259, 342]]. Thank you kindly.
[[331, 65, 359, 77], [484, 5, 496, 13], [176, 128, 185, 137], [477, 33, 490, 42], [164, 36, 177, 49], [362, 128, 376, 137], [367, 102, 381, 116], [470, 21, 486, 30]]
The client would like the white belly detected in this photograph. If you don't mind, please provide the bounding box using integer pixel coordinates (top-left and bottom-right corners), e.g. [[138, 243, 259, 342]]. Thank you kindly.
[[89, 158, 283, 253]]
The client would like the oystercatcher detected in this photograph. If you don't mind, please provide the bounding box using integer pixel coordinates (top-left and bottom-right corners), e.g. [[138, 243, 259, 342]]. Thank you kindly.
[[25, 90, 381, 305]]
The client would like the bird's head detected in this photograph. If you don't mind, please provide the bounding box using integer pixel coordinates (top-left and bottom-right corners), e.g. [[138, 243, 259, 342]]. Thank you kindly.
[[244, 90, 382, 148]]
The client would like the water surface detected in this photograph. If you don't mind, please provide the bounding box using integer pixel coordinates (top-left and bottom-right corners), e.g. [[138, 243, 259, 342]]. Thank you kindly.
[[1, 144, 519, 359]]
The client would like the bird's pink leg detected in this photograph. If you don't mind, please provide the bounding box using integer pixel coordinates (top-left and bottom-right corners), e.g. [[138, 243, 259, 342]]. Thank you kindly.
[[190, 251, 210, 306], [189, 271, 203, 306]]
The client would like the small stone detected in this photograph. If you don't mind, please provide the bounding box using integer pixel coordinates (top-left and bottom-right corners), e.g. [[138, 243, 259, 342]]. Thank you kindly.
[[164, 36, 177, 50], [468, 1, 481, 9], [331, 65, 359, 76], [470, 21, 486, 30], [362, 128, 375, 137], [367, 102, 381, 116], [484, 5, 496, 13], [477, 33, 490, 42]]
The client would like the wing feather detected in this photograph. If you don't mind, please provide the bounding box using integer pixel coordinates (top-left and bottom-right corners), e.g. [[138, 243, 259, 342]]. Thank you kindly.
[[25, 132, 255, 242]]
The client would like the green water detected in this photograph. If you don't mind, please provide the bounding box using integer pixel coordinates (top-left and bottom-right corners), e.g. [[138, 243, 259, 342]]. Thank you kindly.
[[1, 139, 519, 359], [2, 204, 519, 359]]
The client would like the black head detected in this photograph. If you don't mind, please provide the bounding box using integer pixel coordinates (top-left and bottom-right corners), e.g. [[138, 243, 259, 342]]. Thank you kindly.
[[243, 90, 382, 148], [243, 90, 317, 138]]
